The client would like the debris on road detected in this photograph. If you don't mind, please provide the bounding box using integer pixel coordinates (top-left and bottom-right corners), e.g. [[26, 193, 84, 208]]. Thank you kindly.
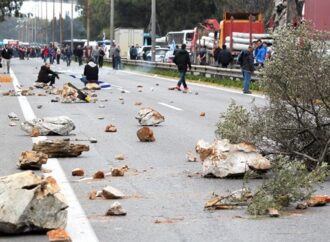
[[99, 104, 105, 108], [98, 117, 104, 120], [168, 86, 176, 90], [0, 171, 68, 234], [119, 97, 124, 100], [21, 116, 75, 136], [111, 165, 129, 177], [105, 124, 117, 132], [20, 88, 35, 96], [205, 189, 252, 210], [62, 84, 90, 103], [51, 97, 60, 102], [33, 139, 89, 158], [195, 139, 271, 178], [2, 90, 18, 96], [31, 127, 41, 137], [89, 137, 98, 143], [200, 112, 206, 117], [136, 107, 165, 126], [267, 208, 280, 217], [9, 121, 17, 127], [47, 229, 72, 242], [307, 195, 330, 207], [0, 75, 13, 82], [93, 171, 105, 179], [134, 102, 142, 106], [186, 152, 197, 162], [17, 150, 48, 170], [37, 105, 43, 109], [137, 85, 143, 88], [137, 127, 155, 142], [154, 217, 184, 224], [89, 191, 97, 200], [105, 202, 127, 216], [85, 83, 100, 90], [8, 112, 19, 121], [115, 154, 125, 160], [71, 168, 85, 176], [102, 185, 125, 199]]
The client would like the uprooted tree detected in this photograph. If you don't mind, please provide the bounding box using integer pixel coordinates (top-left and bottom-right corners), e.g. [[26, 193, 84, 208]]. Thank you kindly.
[[216, 23, 330, 167]]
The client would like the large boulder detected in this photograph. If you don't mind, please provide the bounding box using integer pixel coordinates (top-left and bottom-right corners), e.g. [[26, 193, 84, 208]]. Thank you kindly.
[[196, 139, 271, 178], [21, 116, 75, 136], [0, 171, 68, 234], [136, 108, 165, 126]]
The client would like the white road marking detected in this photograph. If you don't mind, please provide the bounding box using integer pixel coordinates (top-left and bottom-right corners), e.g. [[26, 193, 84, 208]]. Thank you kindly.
[[119, 69, 266, 99], [10, 69, 99, 242], [158, 102, 183, 111], [111, 84, 131, 93]]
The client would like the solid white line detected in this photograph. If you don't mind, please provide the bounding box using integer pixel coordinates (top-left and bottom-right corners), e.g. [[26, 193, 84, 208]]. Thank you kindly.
[[111, 84, 131, 93], [119, 69, 266, 99], [158, 102, 183, 111], [10, 69, 99, 242]]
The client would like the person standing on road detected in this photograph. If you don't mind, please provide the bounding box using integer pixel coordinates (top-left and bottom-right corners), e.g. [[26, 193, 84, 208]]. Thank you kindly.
[[76, 45, 83, 66], [217, 44, 233, 68], [64, 45, 72, 66], [98, 47, 105, 68], [56, 47, 61, 64], [1, 44, 13, 74], [92, 45, 100, 65], [35, 63, 59, 87], [238, 46, 255, 94], [173, 44, 191, 91]]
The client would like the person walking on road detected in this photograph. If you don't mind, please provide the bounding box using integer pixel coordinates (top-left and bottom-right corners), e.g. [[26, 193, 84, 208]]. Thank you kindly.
[[238, 46, 255, 94], [92, 45, 100, 65], [35, 63, 59, 87], [173, 44, 191, 91], [99, 47, 105, 68], [1, 44, 13, 74], [76, 45, 83, 66], [64, 45, 72, 66], [217, 44, 233, 68]]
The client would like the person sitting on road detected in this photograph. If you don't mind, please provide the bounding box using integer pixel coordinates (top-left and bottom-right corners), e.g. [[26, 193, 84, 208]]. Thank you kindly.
[[35, 63, 59, 87], [81, 58, 99, 87]]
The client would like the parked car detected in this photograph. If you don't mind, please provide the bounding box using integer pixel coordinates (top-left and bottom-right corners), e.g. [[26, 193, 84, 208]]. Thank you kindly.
[[146, 48, 169, 62], [137, 45, 161, 60]]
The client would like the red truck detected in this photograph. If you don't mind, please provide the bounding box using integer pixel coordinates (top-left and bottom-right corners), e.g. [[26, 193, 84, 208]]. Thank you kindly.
[[303, 0, 330, 32]]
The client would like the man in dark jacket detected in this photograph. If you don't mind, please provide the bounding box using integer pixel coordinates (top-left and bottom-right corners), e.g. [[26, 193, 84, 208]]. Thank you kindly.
[[238, 46, 255, 94], [173, 44, 191, 91], [1, 44, 13, 74], [35, 63, 59, 87], [76, 45, 83, 66], [81, 58, 99, 86], [217, 44, 233, 68]]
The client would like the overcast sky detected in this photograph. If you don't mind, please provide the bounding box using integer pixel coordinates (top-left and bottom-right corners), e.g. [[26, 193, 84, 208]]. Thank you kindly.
[[20, 1, 80, 20]]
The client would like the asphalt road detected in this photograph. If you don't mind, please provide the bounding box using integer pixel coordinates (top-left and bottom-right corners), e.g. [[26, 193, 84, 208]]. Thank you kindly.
[[1, 58, 330, 242]]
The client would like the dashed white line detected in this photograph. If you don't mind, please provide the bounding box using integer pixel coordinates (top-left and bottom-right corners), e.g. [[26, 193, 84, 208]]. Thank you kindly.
[[158, 102, 183, 111], [10, 69, 99, 242], [111, 84, 131, 93]]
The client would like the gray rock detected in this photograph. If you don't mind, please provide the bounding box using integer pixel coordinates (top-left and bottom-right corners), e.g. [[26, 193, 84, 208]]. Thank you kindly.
[[0, 171, 68, 234], [105, 202, 126, 216], [8, 112, 19, 121], [135, 108, 165, 126], [20, 116, 75, 136], [102, 186, 125, 199]]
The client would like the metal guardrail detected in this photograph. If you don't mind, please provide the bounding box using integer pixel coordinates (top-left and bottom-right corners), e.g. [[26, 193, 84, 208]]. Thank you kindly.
[[104, 58, 260, 80]]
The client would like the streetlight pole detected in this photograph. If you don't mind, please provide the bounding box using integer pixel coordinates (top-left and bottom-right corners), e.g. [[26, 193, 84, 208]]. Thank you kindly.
[[151, 0, 156, 62], [71, 0, 74, 50], [60, 0, 63, 46], [52, 0, 55, 44], [86, 0, 90, 47], [110, 0, 114, 44], [46, 0, 48, 44]]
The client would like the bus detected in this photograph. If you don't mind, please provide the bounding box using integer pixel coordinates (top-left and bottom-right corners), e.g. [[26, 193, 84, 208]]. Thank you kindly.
[[165, 30, 194, 49]]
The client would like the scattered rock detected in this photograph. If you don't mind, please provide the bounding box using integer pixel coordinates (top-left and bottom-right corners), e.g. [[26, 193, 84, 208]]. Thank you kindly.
[[51, 97, 60, 102], [195, 92, 199, 95], [121, 101, 125, 105], [134, 102, 142, 106], [37, 105, 43, 109], [8, 112, 19, 121], [9, 122, 17, 127], [115, 154, 125, 160], [47, 229, 72, 242], [17, 151, 48, 170], [21, 89, 35, 96], [196, 139, 271, 178], [111, 165, 129, 177], [91, 93, 98, 97], [85, 83, 100, 90], [100, 99, 108, 102], [168, 86, 176, 90], [136, 107, 165, 126], [118, 97, 124, 100], [33, 139, 89, 158], [102, 186, 125, 199], [98, 117, 104, 120], [99, 105, 105, 108], [93, 171, 105, 179], [121, 90, 126, 93], [200, 112, 206, 117], [37, 93, 47, 96], [2, 90, 18, 96], [72, 168, 85, 176], [296, 201, 308, 209], [138, 89, 142, 92], [21, 116, 75, 136], [307, 195, 330, 207], [155, 83, 159, 86], [89, 137, 98, 143], [105, 124, 117, 132], [186, 152, 197, 162], [0, 171, 68, 234], [267, 208, 280, 217], [137, 127, 155, 142], [105, 202, 127, 216], [137, 85, 143, 88], [42, 168, 53, 173], [88, 191, 97, 200], [31, 128, 41, 137]]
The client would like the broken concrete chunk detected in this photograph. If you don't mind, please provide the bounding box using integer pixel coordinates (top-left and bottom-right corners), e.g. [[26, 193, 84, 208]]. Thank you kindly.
[[21, 89, 35, 96], [200, 112, 206, 117], [186, 152, 197, 162], [196, 139, 271, 178], [137, 127, 155, 142], [267, 208, 280, 217], [136, 107, 165, 126], [0, 171, 68, 234], [89, 191, 97, 200], [37, 105, 43, 109], [105, 202, 127, 216], [111, 165, 129, 177], [8, 112, 19, 121], [31, 127, 41, 137], [296, 201, 308, 209], [72, 168, 85, 176], [9, 121, 17, 127], [105, 124, 117, 132], [93, 171, 105, 179], [99, 105, 105, 108], [21, 116, 75, 136], [17, 150, 48, 170], [89, 138, 98, 143], [102, 186, 125, 199], [47, 229, 72, 242], [33, 139, 89, 158], [134, 102, 142, 106], [307, 195, 330, 207], [168, 86, 176, 90]]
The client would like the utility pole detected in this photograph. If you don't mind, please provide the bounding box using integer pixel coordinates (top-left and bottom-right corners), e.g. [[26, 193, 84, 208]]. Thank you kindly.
[[60, 0, 63, 46], [151, 0, 156, 62], [110, 0, 114, 44], [86, 0, 90, 47], [52, 0, 55, 44], [71, 0, 74, 50], [46, 0, 48, 44]]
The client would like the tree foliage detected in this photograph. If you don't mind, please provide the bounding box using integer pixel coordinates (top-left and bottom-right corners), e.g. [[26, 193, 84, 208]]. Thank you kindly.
[[0, 0, 22, 22], [216, 23, 330, 166]]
